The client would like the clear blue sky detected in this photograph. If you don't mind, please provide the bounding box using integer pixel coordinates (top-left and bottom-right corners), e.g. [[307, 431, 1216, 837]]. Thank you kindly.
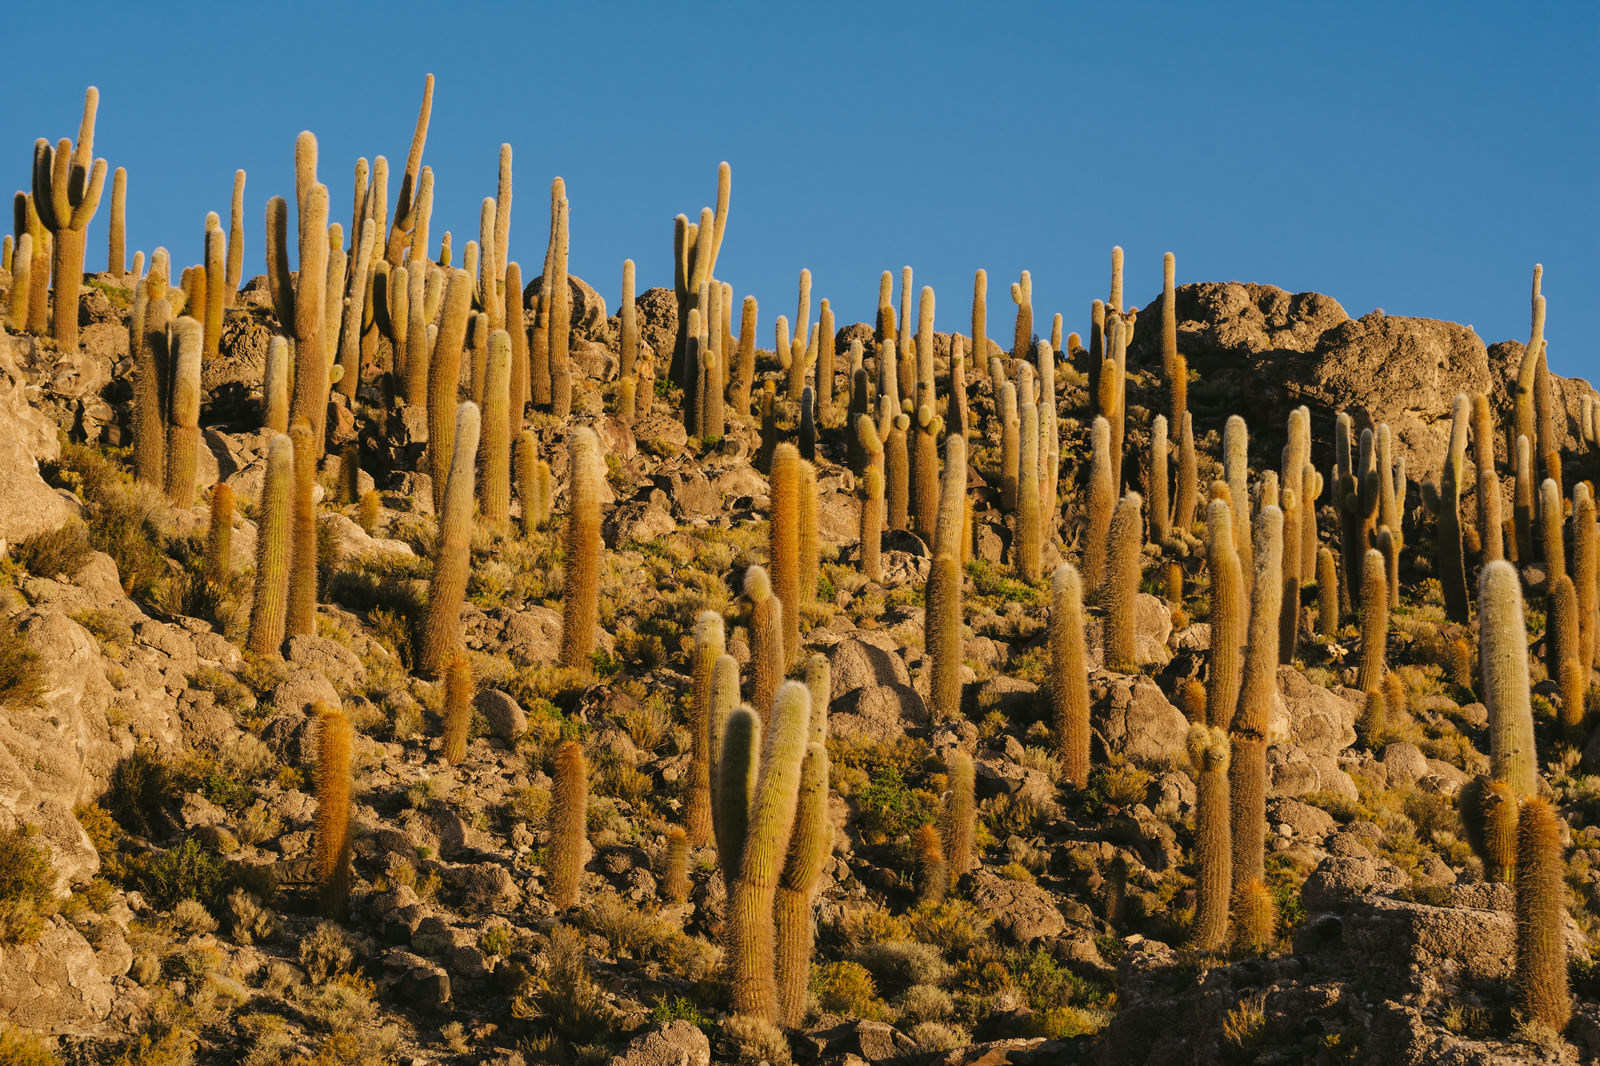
[[7, 2, 1595, 380]]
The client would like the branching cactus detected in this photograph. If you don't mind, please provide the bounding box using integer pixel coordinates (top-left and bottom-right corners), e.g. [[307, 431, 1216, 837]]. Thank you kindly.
[[1050, 564, 1092, 787], [314, 702, 354, 918], [164, 317, 204, 509], [32, 87, 108, 349], [729, 681, 810, 1021], [1206, 499, 1245, 730], [1103, 492, 1144, 672], [1515, 796, 1570, 1031], [688, 611, 725, 847], [1479, 560, 1538, 795], [548, 738, 588, 910], [1188, 725, 1232, 952], [944, 749, 975, 889], [246, 434, 293, 658], [559, 426, 604, 672], [417, 403, 482, 677]]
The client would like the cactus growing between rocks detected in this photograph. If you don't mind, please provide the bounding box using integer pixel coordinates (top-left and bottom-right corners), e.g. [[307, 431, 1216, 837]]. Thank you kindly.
[[1460, 775, 1519, 883], [1479, 560, 1538, 796], [1538, 478, 1565, 586], [1015, 401, 1042, 581], [32, 87, 108, 350], [548, 739, 588, 910], [860, 465, 884, 582], [1229, 505, 1282, 897], [313, 703, 354, 919], [164, 317, 204, 510], [663, 827, 689, 904], [688, 611, 725, 847], [927, 434, 967, 723], [1207, 499, 1245, 730], [1574, 485, 1597, 674], [729, 681, 810, 1021], [1315, 548, 1338, 637], [428, 269, 475, 513], [944, 749, 975, 889], [418, 403, 482, 677], [205, 484, 234, 586], [775, 740, 830, 1028], [1103, 493, 1144, 672], [769, 444, 802, 665], [286, 421, 320, 640], [1150, 415, 1170, 546], [1189, 725, 1232, 952], [560, 426, 604, 673], [715, 702, 759, 893], [744, 566, 785, 717], [1050, 564, 1091, 788], [246, 434, 294, 659], [477, 330, 512, 528], [1514, 796, 1570, 1032], [441, 652, 472, 764], [1356, 548, 1388, 692], [1086, 417, 1115, 588]]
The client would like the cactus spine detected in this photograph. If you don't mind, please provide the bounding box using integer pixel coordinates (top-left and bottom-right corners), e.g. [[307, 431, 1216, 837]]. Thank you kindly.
[[769, 443, 802, 666], [32, 87, 107, 349], [688, 611, 725, 847], [1103, 493, 1144, 672], [205, 483, 235, 585], [285, 421, 319, 639], [1015, 400, 1042, 581], [1051, 564, 1092, 788], [1461, 775, 1519, 883], [1206, 499, 1245, 730], [799, 459, 819, 611], [547, 180, 572, 418], [915, 824, 947, 906], [1229, 505, 1283, 898], [548, 738, 588, 909], [715, 702, 759, 893], [1150, 414, 1170, 546], [1224, 416, 1253, 580], [560, 426, 604, 672], [1479, 560, 1538, 795], [1538, 478, 1565, 585], [418, 403, 482, 677], [314, 702, 353, 917], [1514, 796, 1570, 1031], [944, 749, 975, 888], [1086, 416, 1115, 588], [428, 269, 474, 513], [745, 565, 785, 717], [729, 681, 810, 1021], [927, 433, 967, 722], [775, 739, 831, 1028], [246, 434, 293, 658], [663, 826, 690, 904], [1356, 548, 1388, 693], [164, 317, 204, 509], [860, 464, 884, 582], [477, 330, 512, 528], [107, 166, 126, 276], [1315, 547, 1338, 637], [441, 652, 472, 764], [1189, 725, 1232, 952]]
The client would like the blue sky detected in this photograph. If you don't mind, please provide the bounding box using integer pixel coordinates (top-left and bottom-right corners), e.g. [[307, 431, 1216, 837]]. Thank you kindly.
[[7, 2, 1595, 379]]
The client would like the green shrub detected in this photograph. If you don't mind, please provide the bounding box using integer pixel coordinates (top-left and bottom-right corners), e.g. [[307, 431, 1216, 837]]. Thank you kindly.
[[118, 838, 227, 910], [13, 521, 93, 578], [853, 766, 939, 844], [811, 960, 889, 1020], [0, 1024, 60, 1066], [0, 613, 43, 709], [0, 826, 57, 944], [108, 747, 176, 837]]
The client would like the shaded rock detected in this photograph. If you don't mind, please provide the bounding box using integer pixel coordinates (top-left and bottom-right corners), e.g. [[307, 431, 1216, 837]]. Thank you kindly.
[[0, 918, 118, 1029], [966, 870, 1066, 945], [474, 689, 526, 741], [1300, 855, 1409, 912], [1090, 673, 1187, 767], [607, 1020, 711, 1066]]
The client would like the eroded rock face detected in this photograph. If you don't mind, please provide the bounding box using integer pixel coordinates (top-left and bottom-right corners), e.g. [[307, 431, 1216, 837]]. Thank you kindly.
[[0, 331, 74, 546], [0, 918, 119, 1029]]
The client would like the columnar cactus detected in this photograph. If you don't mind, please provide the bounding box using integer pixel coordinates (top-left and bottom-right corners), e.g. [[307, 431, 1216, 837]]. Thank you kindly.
[[1050, 564, 1091, 787], [1512, 269, 1545, 472], [164, 317, 204, 509], [225, 170, 245, 306], [775, 739, 831, 1028], [515, 431, 538, 534], [285, 421, 320, 640], [477, 330, 512, 528], [1315, 548, 1338, 638], [205, 484, 235, 586], [663, 827, 689, 904], [1479, 560, 1538, 795], [1575, 485, 1597, 675], [1514, 436, 1535, 565], [441, 652, 473, 764], [1356, 548, 1388, 693], [1229, 505, 1283, 897], [688, 610, 725, 847], [1206, 499, 1245, 730], [618, 259, 639, 422], [1150, 415, 1170, 546], [769, 443, 802, 665], [744, 566, 785, 717], [860, 465, 884, 582], [1010, 270, 1033, 359], [417, 403, 482, 676], [714, 703, 759, 897], [999, 380, 1019, 512], [1461, 775, 1519, 883], [733, 296, 757, 416], [729, 681, 810, 1021], [246, 434, 293, 658], [885, 413, 910, 531], [1175, 412, 1199, 535], [1547, 575, 1578, 712], [1162, 253, 1189, 433], [559, 426, 604, 673], [915, 824, 946, 906], [548, 738, 588, 909], [1224, 416, 1253, 579], [1086, 417, 1115, 588], [1188, 725, 1232, 952], [203, 215, 225, 358], [107, 166, 126, 276], [944, 749, 975, 889], [1103, 492, 1144, 672], [1514, 796, 1571, 1031], [1538, 478, 1565, 585], [8, 232, 33, 325], [927, 434, 967, 722], [817, 299, 836, 424], [32, 87, 107, 349], [799, 460, 819, 611], [1015, 401, 1042, 581], [911, 405, 942, 540], [314, 702, 354, 918], [547, 180, 573, 418], [429, 269, 475, 513]]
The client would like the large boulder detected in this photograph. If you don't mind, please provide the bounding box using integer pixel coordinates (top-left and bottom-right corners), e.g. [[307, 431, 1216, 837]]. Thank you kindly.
[[0, 331, 74, 546], [823, 632, 926, 743]]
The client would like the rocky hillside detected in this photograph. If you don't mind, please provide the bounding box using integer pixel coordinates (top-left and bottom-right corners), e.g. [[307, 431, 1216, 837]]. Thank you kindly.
[[0, 81, 1598, 1066]]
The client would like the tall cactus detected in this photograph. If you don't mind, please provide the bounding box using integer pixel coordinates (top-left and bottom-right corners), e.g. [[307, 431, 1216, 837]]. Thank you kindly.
[[32, 87, 107, 349], [1086, 416, 1115, 588], [1206, 499, 1245, 730], [769, 443, 802, 666], [1432, 394, 1471, 622], [775, 740, 831, 1028], [1051, 564, 1091, 788], [1150, 415, 1171, 546], [314, 702, 354, 918], [204, 483, 235, 586], [560, 426, 604, 672], [1538, 478, 1565, 585], [164, 317, 204, 509], [927, 433, 967, 722], [1574, 485, 1597, 676], [1514, 796, 1570, 1031], [246, 434, 293, 659], [477, 329, 512, 528], [548, 738, 588, 909], [688, 611, 725, 847], [286, 421, 319, 639], [1315, 548, 1339, 638], [547, 180, 573, 418], [1223, 416, 1253, 580], [1460, 775, 1519, 883], [799, 460, 819, 611], [1479, 560, 1538, 796], [744, 566, 785, 717], [1189, 725, 1232, 952], [944, 749, 975, 888], [1103, 492, 1144, 672], [729, 681, 810, 1021], [1015, 400, 1042, 581], [441, 652, 473, 764], [107, 166, 126, 276], [1229, 505, 1283, 897], [417, 403, 482, 677], [1356, 548, 1388, 692], [428, 269, 475, 513]]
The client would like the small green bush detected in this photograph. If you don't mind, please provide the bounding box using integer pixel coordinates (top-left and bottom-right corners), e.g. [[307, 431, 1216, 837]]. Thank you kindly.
[[13, 521, 93, 578], [0, 826, 57, 944], [0, 1023, 61, 1066], [0, 613, 43, 709]]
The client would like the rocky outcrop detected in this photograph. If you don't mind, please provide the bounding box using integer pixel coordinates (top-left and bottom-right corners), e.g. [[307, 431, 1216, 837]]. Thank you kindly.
[[0, 330, 75, 546]]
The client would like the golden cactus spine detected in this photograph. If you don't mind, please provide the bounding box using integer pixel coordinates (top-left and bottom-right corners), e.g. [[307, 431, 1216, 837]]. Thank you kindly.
[[1315, 547, 1339, 637], [1356, 548, 1388, 693], [32, 87, 107, 349], [799, 459, 819, 611], [1086, 416, 1115, 588], [204, 483, 235, 586], [548, 738, 588, 909], [1206, 499, 1245, 730], [618, 259, 638, 421], [927, 433, 967, 722], [246, 434, 294, 658], [1175, 412, 1198, 534], [417, 403, 482, 676], [769, 443, 803, 666], [1514, 796, 1570, 1031], [715, 702, 760, 897], [744, 565, 785, 717], [944, 749, 976, 889], [915, 824, 946, 906], [1051, 564, 1092, 788], [1103, 492, 1144, 673], [860, 464, 884, 582], [441, 652, 472, 764], [560, 426, 604, 672], [688, 611, 725, 847], [107, 166, 126, 275], [428, 269, 474, 514], [1150, 414, 1170, 546], [164, 317, 204, 509], [547, 180, 573, 418], [774, 740, 831, 1028], [1189, 725, 1232, 952], [477, 330, 512, 528], [729, 681, 810, 1021], [285, 421, 319, 639], [1479, 560, 1538, 795], [314, 702, 354, 917], [1229, 505, 1283, 897], [1015, 400, 1042, 581]]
